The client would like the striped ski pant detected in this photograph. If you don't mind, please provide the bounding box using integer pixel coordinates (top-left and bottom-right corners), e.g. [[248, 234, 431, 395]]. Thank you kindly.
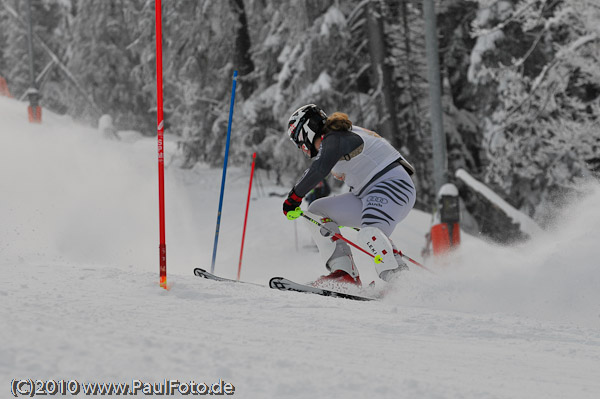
[[307, 166, 416, 237]]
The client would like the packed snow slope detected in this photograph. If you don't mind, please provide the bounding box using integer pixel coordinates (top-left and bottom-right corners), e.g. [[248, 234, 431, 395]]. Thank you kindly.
[[2, 96, 599, 398]]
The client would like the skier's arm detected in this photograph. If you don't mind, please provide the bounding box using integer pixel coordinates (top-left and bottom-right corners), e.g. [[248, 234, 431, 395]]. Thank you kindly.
[[292, 133, 362, 197]]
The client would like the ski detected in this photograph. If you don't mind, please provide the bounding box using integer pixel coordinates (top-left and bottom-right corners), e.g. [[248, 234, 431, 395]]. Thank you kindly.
[[269, 277, 377, 302], [193, 268, 263, 286], [194, 267, 238, 282], [194, 268, 378, 301]]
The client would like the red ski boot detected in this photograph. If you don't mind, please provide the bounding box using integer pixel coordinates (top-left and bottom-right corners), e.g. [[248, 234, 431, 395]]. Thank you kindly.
[[312, 269, 362, 289]]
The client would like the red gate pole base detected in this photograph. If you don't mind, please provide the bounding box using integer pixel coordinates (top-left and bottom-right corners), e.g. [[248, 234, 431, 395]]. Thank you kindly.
[[28, 106, 42, 123]]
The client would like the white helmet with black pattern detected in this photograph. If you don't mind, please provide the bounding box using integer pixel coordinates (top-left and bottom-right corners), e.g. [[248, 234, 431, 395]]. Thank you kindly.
[[287, 104, 327, 158]]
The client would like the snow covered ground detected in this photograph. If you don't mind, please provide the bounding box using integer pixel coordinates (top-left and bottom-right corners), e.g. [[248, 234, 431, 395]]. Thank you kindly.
[[2, 96, 600, 398]]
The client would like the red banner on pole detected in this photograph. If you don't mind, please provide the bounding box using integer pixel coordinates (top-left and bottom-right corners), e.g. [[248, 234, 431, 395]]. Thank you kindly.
[[238, 152, 257, 280], [155, 0, 167, 289]]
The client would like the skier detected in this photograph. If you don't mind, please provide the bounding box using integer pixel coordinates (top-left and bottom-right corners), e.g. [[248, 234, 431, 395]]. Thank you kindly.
[[282, 104, 416, 286]]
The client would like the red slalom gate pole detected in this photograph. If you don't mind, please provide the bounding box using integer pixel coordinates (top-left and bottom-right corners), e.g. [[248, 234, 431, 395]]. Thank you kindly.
[[238, 152, 257, 280], [155, 0, 167, 289]]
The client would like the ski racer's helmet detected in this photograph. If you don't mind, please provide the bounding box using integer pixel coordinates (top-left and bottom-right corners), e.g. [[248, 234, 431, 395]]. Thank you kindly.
[[287, 104, 327, 158]]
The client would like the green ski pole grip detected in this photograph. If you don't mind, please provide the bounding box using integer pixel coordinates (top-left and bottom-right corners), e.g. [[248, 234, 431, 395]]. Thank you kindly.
[[287, 207, 303, 220]]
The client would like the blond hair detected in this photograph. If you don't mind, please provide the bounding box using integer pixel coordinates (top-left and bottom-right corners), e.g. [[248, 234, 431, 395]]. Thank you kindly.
[[323, 112, 352, 133]]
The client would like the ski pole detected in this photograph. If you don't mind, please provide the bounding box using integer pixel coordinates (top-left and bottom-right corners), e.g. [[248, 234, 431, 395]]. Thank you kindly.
[[294, 210, 381, 261], [343, 226, 431, 272], [210, 70, 238, 274], [395, 249, 431, 272], [292, 209, 433, 273], [237, 152, 257, 280]]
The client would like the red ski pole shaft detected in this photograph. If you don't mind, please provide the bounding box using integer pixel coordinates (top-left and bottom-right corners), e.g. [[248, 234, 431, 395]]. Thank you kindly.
[[300, 213, 375, 259], [238, 152, 256, 280], [396, 250, 432, 273]]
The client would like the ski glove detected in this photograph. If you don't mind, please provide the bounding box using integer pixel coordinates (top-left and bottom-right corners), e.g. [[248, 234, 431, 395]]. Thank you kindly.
[[283, 190, 303, 220]]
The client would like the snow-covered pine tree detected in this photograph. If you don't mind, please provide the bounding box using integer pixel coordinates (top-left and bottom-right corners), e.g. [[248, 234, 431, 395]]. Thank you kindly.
[[1, 0, 65, 106], [0, 5, 8, 79], [228, 0, 353, 183], [67, 0, 149, 127], [154, 1, 242, 167], [469, 0, 600, 223], [385, 0, 435, 207]]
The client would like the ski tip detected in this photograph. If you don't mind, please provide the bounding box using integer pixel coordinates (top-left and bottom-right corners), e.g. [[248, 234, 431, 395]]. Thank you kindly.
[[194, 268, 208, 278], [269, 277, 285, 288]]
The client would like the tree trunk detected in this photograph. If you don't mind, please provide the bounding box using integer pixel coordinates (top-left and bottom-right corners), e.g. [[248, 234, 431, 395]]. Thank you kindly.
[[230, 0, 255, 98], [400, 0, 423, 152], [366, 1, 400, 148]]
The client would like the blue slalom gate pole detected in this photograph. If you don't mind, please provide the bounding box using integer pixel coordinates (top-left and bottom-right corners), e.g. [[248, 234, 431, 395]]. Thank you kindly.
[[211, 70, 238, 273]]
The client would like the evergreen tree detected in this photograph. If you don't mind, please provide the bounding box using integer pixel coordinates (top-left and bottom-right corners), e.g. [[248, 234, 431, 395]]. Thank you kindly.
[[157, 0, 239, 166], [1, 0, 64, 101], [386, 0, 436, 206], [68, 0, 148, 126], [0, 5, 7, 78], [469, 0, 600, 221], [436, 0, 483, 180], [2, 0, 597, 231]]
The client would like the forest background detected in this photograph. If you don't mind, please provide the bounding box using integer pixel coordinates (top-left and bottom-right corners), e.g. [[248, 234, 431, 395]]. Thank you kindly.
[[1, 0, 599, 243]]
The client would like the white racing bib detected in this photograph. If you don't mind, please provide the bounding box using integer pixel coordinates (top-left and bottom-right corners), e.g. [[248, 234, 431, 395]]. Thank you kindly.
[[331, 126, 403, 193]]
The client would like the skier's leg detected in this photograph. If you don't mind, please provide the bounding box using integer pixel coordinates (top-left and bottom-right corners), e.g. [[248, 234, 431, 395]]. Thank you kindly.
[[358, 170, 416, 281], [307, 192, 364, 228], [356, 226, 398, 279], [305, 193, 363, 282]]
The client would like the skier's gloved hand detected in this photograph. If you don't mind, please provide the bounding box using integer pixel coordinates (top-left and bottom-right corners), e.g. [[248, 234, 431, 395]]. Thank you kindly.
[[283, 189, 303, 220]]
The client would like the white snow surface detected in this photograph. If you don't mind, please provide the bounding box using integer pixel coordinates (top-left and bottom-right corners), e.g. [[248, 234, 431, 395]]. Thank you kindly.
[[2, 96, 600, 398]]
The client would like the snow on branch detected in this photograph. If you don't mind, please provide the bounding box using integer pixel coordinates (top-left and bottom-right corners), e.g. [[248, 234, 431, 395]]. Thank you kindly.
[[529, 32, 598, 99], [486, 31, 599, 138], [1, 0, 102, 115], [471, 0, 545, 38], [347, 0, 369, 30]]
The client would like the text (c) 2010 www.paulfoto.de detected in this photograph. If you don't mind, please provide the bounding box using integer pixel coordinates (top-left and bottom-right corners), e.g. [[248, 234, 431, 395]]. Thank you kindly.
[[10, 379, 236, 396]]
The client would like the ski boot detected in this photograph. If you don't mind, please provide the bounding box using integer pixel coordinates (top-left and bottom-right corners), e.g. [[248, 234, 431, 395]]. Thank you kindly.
[[313, 255, 362, 287], [313, 269, 362, 287], [377, 246, 410, 282], [357, 226, 408, 282], [305, 214, 362, 288]]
